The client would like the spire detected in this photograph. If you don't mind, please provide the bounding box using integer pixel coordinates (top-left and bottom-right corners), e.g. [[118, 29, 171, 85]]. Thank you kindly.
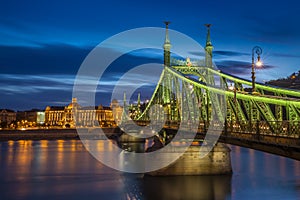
[[137, 92, 141, 107], [204, 24, 213, 68], [72, 97, 77, 103], [121, 92, 128, 124], [205, 24, 212, 47], [123, 92, 126, 107], [164, 21, 171, 45], [163, 21, 171, 67]]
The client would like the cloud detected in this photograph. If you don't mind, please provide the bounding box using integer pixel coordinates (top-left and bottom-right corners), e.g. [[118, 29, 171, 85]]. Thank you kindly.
[[0, 74, 75, 94], [216, 60, 276, 75], [0, 43, 166, 110], [189, 50, 250, 59], [270, 53, 300, 59], [0, 43, 91, 75], [241, 14, 300, 45], [188, 51, 205, 57], [0, 43, 165, 75], [0, 41, 283, 111], [214, 51, 250, 57], [0, 66, 161, 110]]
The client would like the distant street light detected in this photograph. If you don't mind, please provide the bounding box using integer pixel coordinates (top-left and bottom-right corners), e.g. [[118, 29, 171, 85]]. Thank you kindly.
[[228, 82, 237, 103], [228, 83, 234, 90], [251, 46, 263, 92]]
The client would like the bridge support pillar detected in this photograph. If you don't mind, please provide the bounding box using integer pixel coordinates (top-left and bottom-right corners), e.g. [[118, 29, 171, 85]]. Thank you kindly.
[[147, 143, 232, 176]]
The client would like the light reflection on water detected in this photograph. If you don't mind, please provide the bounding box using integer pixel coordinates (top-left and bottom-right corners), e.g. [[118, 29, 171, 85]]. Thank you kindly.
[[229, 145, 300, 199], [0, 140, 299, 199]]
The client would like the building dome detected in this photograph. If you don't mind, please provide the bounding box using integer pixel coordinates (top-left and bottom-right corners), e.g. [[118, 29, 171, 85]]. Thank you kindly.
[[110, 99, 119, 108], [98, 104, 103, 110], [67, 98, 79, 109], [112, 99, 119, 104], [45, 106, 51, 111]]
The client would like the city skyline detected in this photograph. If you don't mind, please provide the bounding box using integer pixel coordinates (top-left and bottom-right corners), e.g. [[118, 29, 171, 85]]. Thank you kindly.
[[1, 0, 300, 110], [1, 2, 300, 197]]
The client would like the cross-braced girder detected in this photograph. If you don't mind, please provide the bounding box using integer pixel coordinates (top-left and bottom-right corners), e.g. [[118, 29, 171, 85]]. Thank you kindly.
[[132, 65, 300, 138]]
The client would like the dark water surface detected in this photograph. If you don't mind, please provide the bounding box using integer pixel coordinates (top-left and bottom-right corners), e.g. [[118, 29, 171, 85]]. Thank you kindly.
[[0, 140, 299, 200]]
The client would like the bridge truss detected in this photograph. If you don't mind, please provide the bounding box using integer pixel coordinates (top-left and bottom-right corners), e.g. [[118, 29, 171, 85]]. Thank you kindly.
[[122, 24, 300, 150], [132, 63, 300, 138]]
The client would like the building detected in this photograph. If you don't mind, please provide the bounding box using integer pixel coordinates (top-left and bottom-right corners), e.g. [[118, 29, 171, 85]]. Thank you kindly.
[[0, 109, 16, 128], [110, 99, 123, 125], [267, 71, 300, 90], [37, 111, 45, 124], [45, 106, 65, 127], [45, 98, 123, 128], [16, 109, 45, 127]]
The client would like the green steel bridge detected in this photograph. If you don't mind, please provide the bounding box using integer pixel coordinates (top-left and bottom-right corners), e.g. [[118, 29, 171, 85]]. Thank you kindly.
[[124, 23, 300, 159]]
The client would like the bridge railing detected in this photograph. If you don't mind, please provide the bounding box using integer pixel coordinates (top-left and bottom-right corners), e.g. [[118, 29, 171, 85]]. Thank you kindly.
[[136, 120, 299, 137], [135, 119, 300, 139], [230, 121, 299, 138]]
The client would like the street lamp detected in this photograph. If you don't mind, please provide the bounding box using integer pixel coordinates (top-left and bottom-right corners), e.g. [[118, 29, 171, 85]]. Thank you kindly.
[[251, 46, 262, 93], [228, 82, 237, 103]]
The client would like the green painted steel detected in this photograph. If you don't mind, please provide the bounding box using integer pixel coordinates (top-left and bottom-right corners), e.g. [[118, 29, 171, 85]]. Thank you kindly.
[[173, 66, 300, 98], [165, 67, 300, 107], [208, 68, 300, 98], [132, 24, 300, 137], [134, 65, 300, 137]]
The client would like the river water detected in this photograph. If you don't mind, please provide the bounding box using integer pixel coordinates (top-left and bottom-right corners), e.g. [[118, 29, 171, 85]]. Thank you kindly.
[[0, 140, 299, 200]]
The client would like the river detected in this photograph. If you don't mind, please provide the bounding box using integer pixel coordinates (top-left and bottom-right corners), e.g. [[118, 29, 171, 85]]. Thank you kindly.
[[0, 140, 299, 199]]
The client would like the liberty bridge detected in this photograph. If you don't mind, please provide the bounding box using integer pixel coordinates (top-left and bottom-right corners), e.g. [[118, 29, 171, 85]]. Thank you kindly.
[[120, 22, 300, 160]]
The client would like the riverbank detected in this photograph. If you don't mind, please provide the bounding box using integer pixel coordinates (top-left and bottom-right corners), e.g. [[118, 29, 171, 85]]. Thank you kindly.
[[0, 128, 120, 141]]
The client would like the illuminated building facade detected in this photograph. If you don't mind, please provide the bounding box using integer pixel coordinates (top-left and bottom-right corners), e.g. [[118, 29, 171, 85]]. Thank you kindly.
[[267, 70, 300, 89], [45, 106, 65, 127], [0, 109, 16, 127], [45, 98, 123, 128], [110, 99, 123, 124], [16, 109, 45, 126]]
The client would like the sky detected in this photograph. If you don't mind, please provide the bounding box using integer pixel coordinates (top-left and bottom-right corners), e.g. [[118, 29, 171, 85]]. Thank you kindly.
[[1, 0, 300, 110]]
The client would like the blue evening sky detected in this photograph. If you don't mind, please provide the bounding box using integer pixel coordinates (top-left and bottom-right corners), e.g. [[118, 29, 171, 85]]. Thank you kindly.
[[1, 0, 300, 110]]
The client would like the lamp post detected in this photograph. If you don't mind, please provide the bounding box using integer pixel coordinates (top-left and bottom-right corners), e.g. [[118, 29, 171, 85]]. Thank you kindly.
[[251, 46, 262, 93]]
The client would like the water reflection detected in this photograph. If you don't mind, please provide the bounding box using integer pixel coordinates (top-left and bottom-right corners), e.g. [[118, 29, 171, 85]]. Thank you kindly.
[[229, 145, 300, 200], [0, 140, 300, 199], [119, 173, 232, 200], [142, 175, 231, 200]]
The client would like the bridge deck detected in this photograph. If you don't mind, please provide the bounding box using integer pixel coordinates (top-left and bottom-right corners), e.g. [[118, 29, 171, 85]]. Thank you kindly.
[[163, 127, 300, 160]]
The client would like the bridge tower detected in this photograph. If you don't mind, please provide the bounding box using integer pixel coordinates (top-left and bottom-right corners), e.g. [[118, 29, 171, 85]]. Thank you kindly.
[[137, 92, 141, 115], [205, 24, 213, 68], [123, 92, 127, 108], [120, 92, 128, 124], [163, 21, 171, 67]]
